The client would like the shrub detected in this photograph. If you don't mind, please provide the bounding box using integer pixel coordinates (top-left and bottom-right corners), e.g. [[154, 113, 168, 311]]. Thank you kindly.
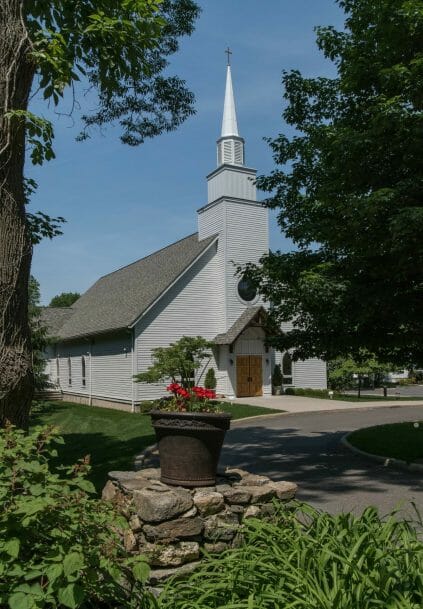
[[284, 387, 330, 398], [0, 424, 153, 609], [272, 364, 283, 389], [159, 503, 423, 609], [204, 368, 217, 390]]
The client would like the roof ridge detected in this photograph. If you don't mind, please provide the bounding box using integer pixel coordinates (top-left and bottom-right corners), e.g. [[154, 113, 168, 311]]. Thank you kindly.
[[96, 232, 199, 281]]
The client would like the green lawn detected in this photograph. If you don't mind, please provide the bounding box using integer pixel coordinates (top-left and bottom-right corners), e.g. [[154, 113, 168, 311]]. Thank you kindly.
[[335, 394, 423, 402], [30, 400, 276, 492], [348, 421, 423, 463]]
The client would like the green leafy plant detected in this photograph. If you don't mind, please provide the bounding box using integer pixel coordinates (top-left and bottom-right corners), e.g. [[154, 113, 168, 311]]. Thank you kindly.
[[272, 364, 283, 391], [135, 336, 213, 389], [284, 387, 330, 398], [160, 503, 423, 609], [0, 424, 153, 609], [204, 368, 217, 390]]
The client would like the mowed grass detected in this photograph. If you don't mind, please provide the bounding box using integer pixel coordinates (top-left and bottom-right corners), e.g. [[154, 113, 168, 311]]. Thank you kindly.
[[30, 400, 277, 492], [348, 421, 423, 463], [336, 394, 423, 402]]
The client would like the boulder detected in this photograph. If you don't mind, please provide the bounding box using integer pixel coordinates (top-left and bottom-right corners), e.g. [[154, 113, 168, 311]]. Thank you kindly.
[[143, 517, 203, 543], [133, 488, 193, 523], [193, 490, 225, 516]]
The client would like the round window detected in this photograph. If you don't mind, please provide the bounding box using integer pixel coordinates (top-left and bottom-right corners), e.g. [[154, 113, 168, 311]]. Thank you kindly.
[[237, 275, 257, 302]]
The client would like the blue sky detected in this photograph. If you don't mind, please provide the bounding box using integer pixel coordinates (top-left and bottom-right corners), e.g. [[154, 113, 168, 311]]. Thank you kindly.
[[29, 0, 345, 304]]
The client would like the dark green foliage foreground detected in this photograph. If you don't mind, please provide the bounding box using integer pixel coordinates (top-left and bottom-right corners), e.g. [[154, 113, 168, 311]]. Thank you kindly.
[[31, 401, 276, 492], [159, 504, 423, 609], [0, 425, 152, 609], [349, 422, 423, 463]]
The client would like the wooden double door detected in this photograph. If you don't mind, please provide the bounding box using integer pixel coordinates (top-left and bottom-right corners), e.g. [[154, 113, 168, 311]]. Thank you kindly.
[[236, 355, 263, 397]]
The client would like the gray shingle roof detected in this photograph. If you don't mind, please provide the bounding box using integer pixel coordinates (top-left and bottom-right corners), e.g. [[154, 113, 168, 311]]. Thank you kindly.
[[214, 306, 266, 345], [56, 233, 218, 340], [40, 307, 74, 337]]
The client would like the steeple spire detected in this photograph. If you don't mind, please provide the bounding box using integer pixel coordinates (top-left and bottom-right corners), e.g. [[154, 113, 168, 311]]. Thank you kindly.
[[221, 64, 239, 137], [217, 50, 245, 167]]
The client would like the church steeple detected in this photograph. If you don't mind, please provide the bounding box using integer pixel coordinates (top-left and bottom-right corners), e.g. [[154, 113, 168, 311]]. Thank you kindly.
[[217, 51, 245, 166]]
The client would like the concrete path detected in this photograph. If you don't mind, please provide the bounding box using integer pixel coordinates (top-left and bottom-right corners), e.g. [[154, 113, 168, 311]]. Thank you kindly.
[[221, 404, 423, 518], [223, 394, 423, 414]]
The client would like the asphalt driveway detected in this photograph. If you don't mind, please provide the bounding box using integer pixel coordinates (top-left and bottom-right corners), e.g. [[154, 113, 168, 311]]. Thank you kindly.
[[221, 404, 423, 517]]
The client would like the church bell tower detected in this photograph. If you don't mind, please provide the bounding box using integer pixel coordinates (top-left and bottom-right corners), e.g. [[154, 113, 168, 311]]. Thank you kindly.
[[198, 52, 269, 330]]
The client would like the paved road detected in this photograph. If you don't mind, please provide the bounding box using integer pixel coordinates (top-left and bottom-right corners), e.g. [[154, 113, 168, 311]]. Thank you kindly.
[[221, 405, 423, 517]]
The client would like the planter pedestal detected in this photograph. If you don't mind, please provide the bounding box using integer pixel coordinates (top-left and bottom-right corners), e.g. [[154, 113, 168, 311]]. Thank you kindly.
[[150, 410, 232, 487]]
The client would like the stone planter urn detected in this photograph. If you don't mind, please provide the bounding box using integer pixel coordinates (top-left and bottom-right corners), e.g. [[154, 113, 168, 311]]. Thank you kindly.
[[150, 410, 232, 488]]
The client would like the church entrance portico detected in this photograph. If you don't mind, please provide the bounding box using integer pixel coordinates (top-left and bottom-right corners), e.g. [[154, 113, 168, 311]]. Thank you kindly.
[[236, 354, 263, 397]]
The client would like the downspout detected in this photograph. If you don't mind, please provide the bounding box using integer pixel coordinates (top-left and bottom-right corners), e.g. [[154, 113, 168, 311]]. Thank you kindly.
[[89, 341, 93, 406], [131, 329, 136, 413]]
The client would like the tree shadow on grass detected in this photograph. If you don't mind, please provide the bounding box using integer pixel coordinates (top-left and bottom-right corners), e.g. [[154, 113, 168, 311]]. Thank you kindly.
[[31, 403, 155, 493]]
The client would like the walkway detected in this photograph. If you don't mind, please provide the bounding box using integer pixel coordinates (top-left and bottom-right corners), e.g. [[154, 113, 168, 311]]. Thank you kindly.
[[221, 404, 423, 517], [223, 394, 423, 414]]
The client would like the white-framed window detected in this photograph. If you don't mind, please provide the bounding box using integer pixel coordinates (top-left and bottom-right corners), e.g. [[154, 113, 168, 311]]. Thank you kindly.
[[67, 357, 72, 386], [81, 356, 86, 387], [56, 358, 60, 385], [282, 352, 293, 385]]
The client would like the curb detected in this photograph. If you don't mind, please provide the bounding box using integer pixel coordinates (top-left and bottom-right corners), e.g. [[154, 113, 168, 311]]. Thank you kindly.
[[341, 429, 423, 473]]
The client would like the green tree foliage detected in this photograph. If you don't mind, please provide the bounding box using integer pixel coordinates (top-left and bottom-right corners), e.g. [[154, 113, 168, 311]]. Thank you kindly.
[[29, 277, 49, 391], [135, 336, 212, 389], [247, 0, 423, 367], [49, 293, 80, 308], [0, 0, 200, 427], [328, 352, 392, 394], [204, 367, 217, 390], [0, 424, 153, 609]]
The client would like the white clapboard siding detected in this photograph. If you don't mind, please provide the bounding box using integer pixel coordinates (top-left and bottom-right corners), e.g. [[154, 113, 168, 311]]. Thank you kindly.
[[207, 166, 256, 203], [135, 244, 222, 401], [225, 199, 269, 328], [293, 358, 327, 389], [55, 343, 90, 394], [91, 334, 132, 400]]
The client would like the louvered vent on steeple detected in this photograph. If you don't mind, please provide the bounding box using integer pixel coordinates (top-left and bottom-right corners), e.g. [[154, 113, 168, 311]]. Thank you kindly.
[[217, 63, 245, 167]]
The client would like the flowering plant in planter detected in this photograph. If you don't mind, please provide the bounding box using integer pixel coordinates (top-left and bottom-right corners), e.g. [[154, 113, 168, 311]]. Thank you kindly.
[[155, 382, 221, 413]]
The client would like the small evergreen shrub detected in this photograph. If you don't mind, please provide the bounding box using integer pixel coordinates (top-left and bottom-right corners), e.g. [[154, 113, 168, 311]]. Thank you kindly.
[[160, 503, 423, 609], [204, 368, 217, 390], [0, 424, 152, 609], [272, 364, 283, 390]]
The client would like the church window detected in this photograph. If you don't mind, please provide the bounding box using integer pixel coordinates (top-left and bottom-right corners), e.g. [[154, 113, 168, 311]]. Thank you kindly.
[[237, 274, 257, 303], [81, 356, 86, 387], [282, 352, 292, 385], [67, 357, 72, 386]]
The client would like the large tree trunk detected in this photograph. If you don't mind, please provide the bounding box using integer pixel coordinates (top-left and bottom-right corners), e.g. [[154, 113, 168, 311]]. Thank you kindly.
[[0, 1, 35, 428]]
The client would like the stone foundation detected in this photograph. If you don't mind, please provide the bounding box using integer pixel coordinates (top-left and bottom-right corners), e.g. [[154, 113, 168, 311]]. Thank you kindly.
[[102, 467, 297, 583]]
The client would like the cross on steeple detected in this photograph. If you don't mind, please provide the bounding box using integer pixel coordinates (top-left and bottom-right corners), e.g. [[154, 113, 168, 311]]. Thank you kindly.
[[225, 46, 232, 66]]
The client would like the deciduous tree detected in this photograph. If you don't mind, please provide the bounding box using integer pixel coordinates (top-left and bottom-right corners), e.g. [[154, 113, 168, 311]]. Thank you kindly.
[[0, 0, 200, 427], [49, 292, 80, 308], [247, 0, 423, 367]]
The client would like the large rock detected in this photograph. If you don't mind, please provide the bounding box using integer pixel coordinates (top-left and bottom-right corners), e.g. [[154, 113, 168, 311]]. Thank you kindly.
[[193, 491, 224, 516], [203, 509, 240, 542], [247, 485, 276, 504], [269, 481, 298, 500], [148, 542, 200, 567], [143, 517, 203, 542], [133, 488, 193, 523], [222, 487, 252, 505], [235, 473, 271, 487]]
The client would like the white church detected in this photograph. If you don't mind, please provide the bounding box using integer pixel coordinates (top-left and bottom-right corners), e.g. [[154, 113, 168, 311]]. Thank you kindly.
[[42, 63, 327, 411]]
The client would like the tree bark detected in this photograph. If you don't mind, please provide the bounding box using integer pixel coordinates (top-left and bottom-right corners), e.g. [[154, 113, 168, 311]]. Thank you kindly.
[[0, 1, 35, 428]]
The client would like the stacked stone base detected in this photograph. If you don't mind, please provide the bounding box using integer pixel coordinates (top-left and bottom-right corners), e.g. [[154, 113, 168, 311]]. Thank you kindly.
[[102, 467, 297, 583]]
